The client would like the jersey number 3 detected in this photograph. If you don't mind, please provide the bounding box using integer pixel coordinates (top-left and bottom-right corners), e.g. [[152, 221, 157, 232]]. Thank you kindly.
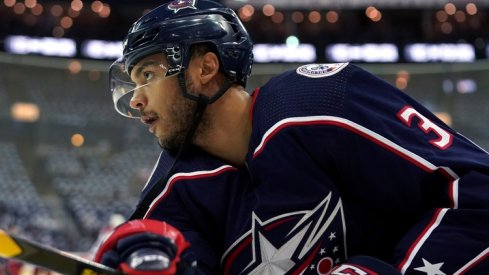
[[397, 106, 453, 150]]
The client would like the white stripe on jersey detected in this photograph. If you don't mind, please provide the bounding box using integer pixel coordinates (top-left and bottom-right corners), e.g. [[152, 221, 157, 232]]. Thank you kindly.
[[144, 164, 235, 218], [454, 246, 489, 275], [252, 115, 459, 208], [399, 208, 448, 274]]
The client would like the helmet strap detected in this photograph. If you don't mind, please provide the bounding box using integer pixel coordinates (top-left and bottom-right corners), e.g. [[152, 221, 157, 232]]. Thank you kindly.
[[177, 92, 208, 156], [177, 71, 233, 104], [175, 70, 232, 154]]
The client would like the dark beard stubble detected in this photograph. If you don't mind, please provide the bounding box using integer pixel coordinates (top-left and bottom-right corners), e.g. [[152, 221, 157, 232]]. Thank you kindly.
[[157, 78, 210, 152]]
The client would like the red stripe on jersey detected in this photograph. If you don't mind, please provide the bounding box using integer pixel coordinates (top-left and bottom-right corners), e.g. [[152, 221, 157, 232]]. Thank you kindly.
[[255, 119, 432, 172], [291, 243, 322, 275], [454, 247, 489, 275], [397, 208, 447, 273], [223, 236, 252, 275], [144, 165, 237, 218], [252, 116, 458, 207]]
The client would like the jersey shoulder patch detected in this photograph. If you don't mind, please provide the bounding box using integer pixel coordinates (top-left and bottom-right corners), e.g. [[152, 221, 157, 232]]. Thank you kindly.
[[296, 63, 349, 78]]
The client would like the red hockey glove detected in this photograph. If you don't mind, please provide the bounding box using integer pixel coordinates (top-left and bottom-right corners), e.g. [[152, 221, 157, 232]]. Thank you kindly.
[[94, 219, 196, 275]]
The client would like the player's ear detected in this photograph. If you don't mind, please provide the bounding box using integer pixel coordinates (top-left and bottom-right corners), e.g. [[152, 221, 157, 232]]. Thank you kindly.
[[199, 52, 220, 85]]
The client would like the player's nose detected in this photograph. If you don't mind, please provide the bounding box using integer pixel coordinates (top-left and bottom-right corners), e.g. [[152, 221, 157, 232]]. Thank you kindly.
[[129, 91, 147, 111]]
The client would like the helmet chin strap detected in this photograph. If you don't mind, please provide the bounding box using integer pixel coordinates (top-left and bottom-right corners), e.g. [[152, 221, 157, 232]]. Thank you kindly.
[[174, 71, 232, 154], [129, 72, 232, 220]]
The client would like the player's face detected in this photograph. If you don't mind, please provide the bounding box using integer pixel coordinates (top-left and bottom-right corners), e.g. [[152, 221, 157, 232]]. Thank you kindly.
[[129, 53, 198, 151]]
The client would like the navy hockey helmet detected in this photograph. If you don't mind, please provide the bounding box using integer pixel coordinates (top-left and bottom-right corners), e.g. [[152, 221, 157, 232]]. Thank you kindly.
[[110, 0, 254, 118]]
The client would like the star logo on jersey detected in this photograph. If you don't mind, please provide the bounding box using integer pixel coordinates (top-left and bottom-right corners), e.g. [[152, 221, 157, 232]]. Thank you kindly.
[[168, 0, 197, 13], [223, 192, 347, 274], [246, 223, 300, 274], [414, 258, 446, 275]]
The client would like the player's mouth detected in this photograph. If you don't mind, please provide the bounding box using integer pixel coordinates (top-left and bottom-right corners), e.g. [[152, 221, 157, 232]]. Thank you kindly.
[[140, 114, 159, 133]]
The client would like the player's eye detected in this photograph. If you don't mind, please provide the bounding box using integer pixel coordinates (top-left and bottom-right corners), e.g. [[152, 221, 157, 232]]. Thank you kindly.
[[143, 71, 154, 82]]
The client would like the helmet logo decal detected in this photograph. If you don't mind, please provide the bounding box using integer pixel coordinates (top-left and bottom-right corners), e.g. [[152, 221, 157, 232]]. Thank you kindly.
[[168, 0, 197, 13]]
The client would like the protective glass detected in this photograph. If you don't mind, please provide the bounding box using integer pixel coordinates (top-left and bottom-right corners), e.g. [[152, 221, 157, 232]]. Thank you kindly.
[[109, 57, 170, 118]]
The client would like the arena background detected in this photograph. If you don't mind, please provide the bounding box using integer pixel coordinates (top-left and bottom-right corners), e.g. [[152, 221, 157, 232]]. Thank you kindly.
[[1, 0, 489, 273]]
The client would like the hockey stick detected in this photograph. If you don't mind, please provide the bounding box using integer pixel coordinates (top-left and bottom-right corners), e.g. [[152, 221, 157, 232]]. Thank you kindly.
[[0, 229, 122, 275]]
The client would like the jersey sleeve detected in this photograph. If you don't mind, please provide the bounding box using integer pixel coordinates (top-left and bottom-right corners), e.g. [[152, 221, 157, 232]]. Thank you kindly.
[[250, 64, 489, 274], [137, 148, 241, 274], [328, 65, 489, 274]]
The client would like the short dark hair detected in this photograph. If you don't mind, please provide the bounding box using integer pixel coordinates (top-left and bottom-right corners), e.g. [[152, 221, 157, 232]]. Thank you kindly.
[[189, 42, 217, 58], [189, 42, 227, 77]]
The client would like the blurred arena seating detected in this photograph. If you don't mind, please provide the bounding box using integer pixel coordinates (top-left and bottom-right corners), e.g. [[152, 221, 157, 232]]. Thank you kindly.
[[0, 142, 66, 248], [42, 143, 157, 246], [0, 53, 161, 253]]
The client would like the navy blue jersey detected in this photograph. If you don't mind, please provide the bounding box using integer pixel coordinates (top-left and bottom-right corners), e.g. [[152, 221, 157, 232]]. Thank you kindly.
[[139, 146, 247, 274], [139, 63, 489, 274]]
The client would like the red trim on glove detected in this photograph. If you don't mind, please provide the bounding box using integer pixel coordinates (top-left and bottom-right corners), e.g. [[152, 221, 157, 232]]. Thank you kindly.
[[94, 219, 190, 274]]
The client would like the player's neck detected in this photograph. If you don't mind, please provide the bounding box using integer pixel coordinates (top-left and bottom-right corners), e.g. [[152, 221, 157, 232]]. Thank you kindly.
[[196, 85, 252, 166]]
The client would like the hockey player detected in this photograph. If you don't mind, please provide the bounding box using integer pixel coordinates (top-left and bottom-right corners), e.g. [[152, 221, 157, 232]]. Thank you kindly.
[[95, 0, 489, 274]]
